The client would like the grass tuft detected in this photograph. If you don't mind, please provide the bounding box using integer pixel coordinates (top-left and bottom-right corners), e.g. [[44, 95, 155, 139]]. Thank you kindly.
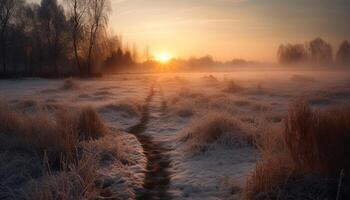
[[61, 78, 80, 90], [180, 111, 252, 154]]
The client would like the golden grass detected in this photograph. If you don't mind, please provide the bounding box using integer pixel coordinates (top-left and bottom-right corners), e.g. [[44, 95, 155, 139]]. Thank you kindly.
[[0, 102, 107, 166], [77, 107, 107, 140], [285, 99, 350, 174], [242, 99, 350, 199]]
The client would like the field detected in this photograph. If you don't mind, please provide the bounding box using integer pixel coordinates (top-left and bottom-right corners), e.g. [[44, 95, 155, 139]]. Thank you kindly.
[[1, 68, 350, 200]]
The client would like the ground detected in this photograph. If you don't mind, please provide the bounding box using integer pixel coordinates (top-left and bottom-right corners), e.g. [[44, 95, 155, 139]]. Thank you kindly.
[[1, 68, 350, 199]]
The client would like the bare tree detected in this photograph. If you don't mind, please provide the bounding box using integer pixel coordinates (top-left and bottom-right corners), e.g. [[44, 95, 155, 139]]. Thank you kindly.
[[86, 0, 110, 76], [65, 0, 88, 76]]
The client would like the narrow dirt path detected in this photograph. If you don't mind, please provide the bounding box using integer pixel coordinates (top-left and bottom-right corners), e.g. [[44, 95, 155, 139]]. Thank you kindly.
[[127, 82, 172, 200]]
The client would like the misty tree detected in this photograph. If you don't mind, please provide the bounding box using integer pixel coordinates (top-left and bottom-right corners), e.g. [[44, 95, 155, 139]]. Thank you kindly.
[[277, 44, 308, 64], [336, 40, 350, 65], [308, 38, 333, 64]]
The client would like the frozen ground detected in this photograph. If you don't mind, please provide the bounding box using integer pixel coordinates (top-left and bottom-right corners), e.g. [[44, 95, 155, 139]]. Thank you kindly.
[[1, 69, 350, 199]]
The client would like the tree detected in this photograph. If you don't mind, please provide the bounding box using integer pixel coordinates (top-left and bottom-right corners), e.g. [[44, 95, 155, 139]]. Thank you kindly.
[[65, 0, 88, 76], [277, 44, 308, 64], [0, 0, 18, 73], [308, 38, 333, 64], [336, 40, 350, 65], [38, 0, 67, 76], [86, 0, 110, 76]]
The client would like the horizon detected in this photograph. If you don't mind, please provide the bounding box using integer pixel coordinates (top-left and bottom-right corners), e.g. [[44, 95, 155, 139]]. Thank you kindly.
[[27, 0, 350, 62]]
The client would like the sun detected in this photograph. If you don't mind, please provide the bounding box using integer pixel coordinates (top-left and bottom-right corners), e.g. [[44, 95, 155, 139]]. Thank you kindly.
[[155, 52, 173, 63]]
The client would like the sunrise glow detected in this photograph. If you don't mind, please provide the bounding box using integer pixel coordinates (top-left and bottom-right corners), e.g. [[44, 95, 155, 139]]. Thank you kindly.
[[155, 52, 173, 63]]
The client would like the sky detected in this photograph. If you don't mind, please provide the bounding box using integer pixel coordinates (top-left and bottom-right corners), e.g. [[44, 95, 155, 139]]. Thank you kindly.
[[109, 0, 350, 62], [30, 0, 350, 62]]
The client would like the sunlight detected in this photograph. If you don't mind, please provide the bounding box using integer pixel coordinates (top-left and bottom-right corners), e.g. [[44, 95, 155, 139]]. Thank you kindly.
[[155, 52, 173, 63]]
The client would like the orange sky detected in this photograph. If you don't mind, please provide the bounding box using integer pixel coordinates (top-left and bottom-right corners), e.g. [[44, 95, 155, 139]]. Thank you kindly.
[[109, 0, 350, 62]]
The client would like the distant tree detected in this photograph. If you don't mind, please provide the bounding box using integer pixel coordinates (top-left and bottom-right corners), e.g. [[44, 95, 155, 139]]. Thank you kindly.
[[277, 44, 308, 64], [336, 40, 350, 65], [308, 38, 333, 64]]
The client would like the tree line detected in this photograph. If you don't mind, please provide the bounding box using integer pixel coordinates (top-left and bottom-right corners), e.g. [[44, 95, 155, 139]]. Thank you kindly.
[[0, 0, 136, 78], [278, 38, 350, 66]]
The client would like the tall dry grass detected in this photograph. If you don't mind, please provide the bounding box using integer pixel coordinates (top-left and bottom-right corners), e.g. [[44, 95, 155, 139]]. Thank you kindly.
[[0, 102, 107, 166], [242, 99, 350, 199], [285, 99, 350, 174], [0, 101, 109, 199], [26, 150, 99, 200]]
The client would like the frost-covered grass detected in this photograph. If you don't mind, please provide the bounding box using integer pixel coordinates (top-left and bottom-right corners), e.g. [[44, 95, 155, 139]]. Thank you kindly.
[[179, 111, 253, 154], [1, 70, 350, 200], [101, 98, 143, 118]]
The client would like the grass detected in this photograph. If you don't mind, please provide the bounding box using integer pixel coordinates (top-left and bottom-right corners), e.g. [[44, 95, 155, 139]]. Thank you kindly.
[[180, 111, 252, 154], [285, 99, 350, 174], [101, 98, 143, 118], [61, 78, 80, 90], [242, 99, 350, 199], [224, 80, 245, 93], [25, 150, 99, 200], [0, 101, 108, 199]]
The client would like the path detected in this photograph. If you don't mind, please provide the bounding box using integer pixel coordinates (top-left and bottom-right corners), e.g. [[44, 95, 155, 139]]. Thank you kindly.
[[127, 82, 172, 200]]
